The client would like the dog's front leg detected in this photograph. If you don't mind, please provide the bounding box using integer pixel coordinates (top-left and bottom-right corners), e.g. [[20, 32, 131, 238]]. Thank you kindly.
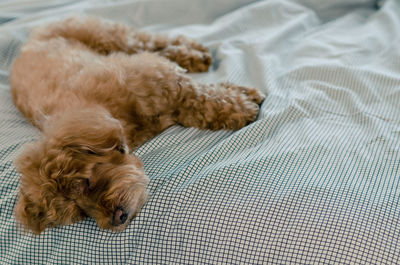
[[175, 77, 265, 131]]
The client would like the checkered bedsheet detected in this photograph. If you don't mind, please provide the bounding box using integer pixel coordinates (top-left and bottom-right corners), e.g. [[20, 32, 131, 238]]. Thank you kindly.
[[1, 0, 400, 263]]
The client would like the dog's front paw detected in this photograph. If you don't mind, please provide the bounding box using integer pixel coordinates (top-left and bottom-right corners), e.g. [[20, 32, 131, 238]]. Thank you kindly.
[[203, 84, 265, 130], [222, 83, 266, 105], [223, 84, 266, 128], [239, 86, 266, 106]]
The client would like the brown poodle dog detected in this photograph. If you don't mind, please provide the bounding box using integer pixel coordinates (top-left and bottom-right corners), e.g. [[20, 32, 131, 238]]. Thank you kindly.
[[10, 16, 265, 234]]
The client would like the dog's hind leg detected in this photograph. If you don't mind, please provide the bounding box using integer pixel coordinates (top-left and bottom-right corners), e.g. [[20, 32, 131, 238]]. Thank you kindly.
[[32, 16, 212, 72]]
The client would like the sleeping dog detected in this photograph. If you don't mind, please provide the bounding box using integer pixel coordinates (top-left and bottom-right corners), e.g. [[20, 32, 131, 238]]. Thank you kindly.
[[10, 16, 265, 234]]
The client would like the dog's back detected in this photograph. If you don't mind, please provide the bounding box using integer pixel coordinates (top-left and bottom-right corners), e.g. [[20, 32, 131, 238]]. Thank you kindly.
[[11, 27, 106, 129]]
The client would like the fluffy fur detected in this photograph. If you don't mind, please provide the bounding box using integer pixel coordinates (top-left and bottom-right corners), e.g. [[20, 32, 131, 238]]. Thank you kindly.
[[10, 16, 265, 234]]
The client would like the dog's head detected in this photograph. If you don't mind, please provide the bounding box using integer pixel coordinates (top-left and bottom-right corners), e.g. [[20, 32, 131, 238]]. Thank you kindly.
[[14, 108, 149, 234]]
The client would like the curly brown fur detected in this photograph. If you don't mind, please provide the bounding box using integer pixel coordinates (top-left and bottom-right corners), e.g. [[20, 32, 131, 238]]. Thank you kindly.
[[10, 16, 265, 234]]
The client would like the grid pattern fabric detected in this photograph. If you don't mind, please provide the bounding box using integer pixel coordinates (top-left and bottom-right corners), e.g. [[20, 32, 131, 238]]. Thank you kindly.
[[1, 0, 400, 264]]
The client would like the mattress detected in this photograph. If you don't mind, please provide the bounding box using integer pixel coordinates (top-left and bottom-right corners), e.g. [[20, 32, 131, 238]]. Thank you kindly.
[[1, 0, 399, 263]]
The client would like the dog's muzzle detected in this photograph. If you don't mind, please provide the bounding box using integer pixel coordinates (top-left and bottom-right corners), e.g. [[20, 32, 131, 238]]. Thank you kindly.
[[113, 206, 128, 226]]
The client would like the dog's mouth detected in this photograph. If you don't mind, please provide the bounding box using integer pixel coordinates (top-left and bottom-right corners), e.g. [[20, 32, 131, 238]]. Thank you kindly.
[[89, 206, 133, 232], [83, 155, 149, 232], [100, 205, 140, 232], [91, 185, 148, 232], [111, 204, 143, 229]]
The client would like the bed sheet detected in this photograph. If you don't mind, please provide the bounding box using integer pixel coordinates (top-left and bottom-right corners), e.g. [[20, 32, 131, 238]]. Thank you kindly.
[[1, 0, 400, 264]]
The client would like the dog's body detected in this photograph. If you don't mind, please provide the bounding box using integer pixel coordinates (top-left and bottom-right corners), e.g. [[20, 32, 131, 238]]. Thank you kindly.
[[10, 16, 265, 234]]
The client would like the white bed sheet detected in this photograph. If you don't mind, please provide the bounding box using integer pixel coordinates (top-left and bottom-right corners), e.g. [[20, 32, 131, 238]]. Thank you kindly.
[[1, 0, 400, 263]]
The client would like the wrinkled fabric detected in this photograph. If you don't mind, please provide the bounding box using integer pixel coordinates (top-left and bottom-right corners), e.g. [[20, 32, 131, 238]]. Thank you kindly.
[[1, 0, 399, 264]]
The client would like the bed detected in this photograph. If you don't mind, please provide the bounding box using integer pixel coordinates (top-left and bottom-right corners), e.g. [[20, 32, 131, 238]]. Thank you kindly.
[[1, 0, 399, 263]]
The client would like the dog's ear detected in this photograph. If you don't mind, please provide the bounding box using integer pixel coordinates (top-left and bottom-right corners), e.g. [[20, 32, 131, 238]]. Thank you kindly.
[[15, 189, 86, 234], [14, 140, 85, 234], [14, 140, 47, 234], [15, 190, 47, 234]]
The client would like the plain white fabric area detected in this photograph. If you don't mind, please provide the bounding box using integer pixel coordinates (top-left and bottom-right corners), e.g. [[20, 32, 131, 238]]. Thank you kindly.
[[1, 0, 400, 264]]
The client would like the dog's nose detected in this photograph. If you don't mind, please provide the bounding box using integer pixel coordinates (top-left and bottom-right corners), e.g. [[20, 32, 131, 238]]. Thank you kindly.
[[113, 207, 128, 226]]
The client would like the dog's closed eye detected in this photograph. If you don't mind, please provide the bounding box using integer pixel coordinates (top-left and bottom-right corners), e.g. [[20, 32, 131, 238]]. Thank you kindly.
[[81, 177, 94, 192], [84, 149, 97, 155], [115, 144, 127, 154], [76, 143, 126, 155], [65, 144, 100, 156], [85, 178, 91, 189]]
